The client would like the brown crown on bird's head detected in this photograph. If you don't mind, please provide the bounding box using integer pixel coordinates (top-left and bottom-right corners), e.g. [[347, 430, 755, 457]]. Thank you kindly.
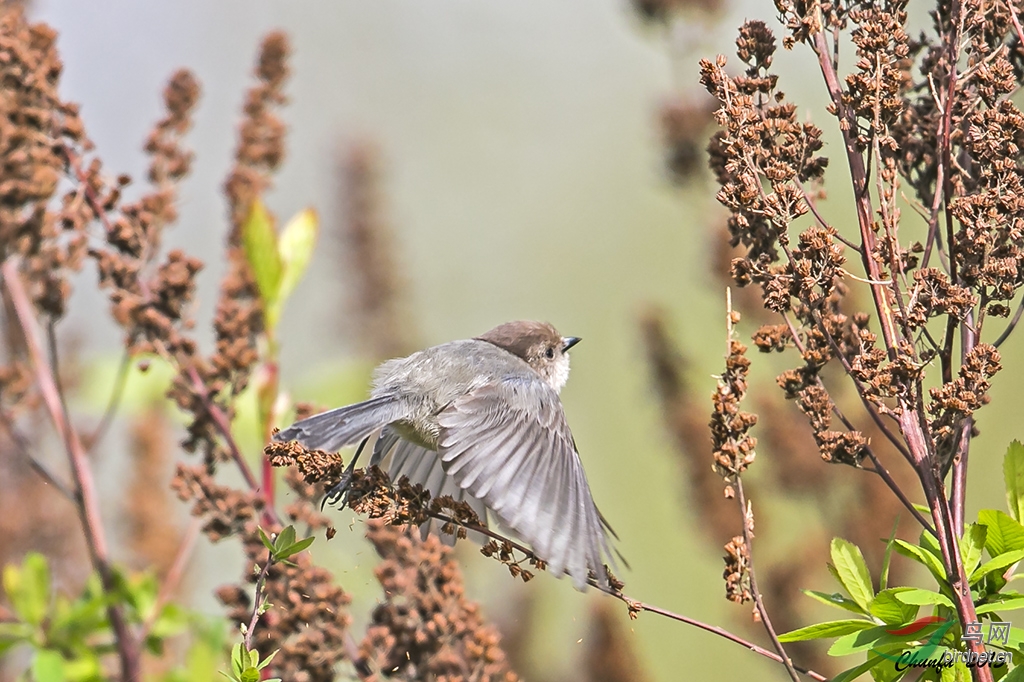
[[476, 321, 581, 392]]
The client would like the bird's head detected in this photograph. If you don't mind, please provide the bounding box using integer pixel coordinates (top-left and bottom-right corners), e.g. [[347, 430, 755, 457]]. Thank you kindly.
[[477, 320, 581, 392]]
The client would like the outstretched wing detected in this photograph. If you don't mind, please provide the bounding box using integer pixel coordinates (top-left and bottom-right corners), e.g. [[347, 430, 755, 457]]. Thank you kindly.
[[436, 376, 613, 588], [371, 427, 489, 546]]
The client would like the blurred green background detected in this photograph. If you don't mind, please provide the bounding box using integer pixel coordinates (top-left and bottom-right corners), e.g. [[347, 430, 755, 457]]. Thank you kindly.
[[32, 0, 1022, 680]]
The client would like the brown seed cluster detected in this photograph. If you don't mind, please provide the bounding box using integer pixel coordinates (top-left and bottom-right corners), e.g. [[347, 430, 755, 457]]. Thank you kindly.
[[928, 343, 1000, 466], [722, 534, 751, 604], [166, 33, 290, 467], [269, 442, 551, 583], [699, 4, 1024, 473], [709, 318, 757, 478], [211, 31, 291, 396], [90, 68, 203, 359], [357, 520, 519, 682], [174, 462, 353, 682], [0, 7, 88, 318], [701, 20, 827, 265]]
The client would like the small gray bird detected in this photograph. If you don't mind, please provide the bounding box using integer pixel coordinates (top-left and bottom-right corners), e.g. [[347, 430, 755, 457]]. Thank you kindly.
[[275, 320, 617, 589]]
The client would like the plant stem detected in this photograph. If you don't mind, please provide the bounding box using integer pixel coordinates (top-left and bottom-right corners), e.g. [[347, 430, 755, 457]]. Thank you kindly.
[[427, 511, 826, 681], [1, 260, 142, 682]]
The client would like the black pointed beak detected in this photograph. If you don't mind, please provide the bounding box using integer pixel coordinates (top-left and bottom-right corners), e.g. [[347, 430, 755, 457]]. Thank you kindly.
[[562, 336, 582, 352]]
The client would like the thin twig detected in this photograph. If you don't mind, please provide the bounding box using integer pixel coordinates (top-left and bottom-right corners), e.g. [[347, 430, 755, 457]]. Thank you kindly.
[[993, 296, 1024, 348], [1, 260, 141, 682], [185, 365, 280, 528], [244, 555, 275, 651], [796, 179, 861, 253], [781, 311, 913, 464], [88, 349, 132, 451], [828, 404, 935, 534], [0, 408, 75, 500], [734, 479, 802, 682], [426, 511, 826, 681]]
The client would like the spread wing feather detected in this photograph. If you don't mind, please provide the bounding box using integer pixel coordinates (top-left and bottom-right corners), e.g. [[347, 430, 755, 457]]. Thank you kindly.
[[437, 377, 613, 588], [372, 428, 488, 547]]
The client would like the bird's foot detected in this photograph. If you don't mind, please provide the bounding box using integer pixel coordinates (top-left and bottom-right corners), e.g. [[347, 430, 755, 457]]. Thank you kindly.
[[322, 469, 355, 510]]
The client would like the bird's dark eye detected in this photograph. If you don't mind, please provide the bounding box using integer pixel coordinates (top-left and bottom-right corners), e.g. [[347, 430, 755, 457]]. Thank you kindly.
[[545, 347, 555, 359]]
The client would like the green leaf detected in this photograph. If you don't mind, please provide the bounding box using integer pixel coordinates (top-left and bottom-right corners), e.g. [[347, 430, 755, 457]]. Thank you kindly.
[[802, 589, 870, 616], [961, 523, 988, 577], [149, 602, 189, 639], [32, 649, 66, 682], [1003, 664, 1024, 682], [240, 667, 260, 682], [892, 588, 953, 609], [269, 208, 318, 329], [62, 653, 102, 682], [978, 509, 1024, 557], [832, 655, 889, 682], [829, 621, 950, 657], [242, 199, 283, 312], [231, 643, 244, 678], [870, 588, 919, 626], [831, 538, 876, 610], [0, 621, 32, 643], [4, 552, 50, 626], [971, 548, 1024, 585], [274, 526, 296, 554], [276, 537, 314, 561], [881, 517, 900, 591], [919, 529, 944, 564], [256, 649, 278, 671], [1006, 441, 1024, 522], [778, 619, 877, 642], [976, 595, 1024, 614], [894, 540, 948, 584]]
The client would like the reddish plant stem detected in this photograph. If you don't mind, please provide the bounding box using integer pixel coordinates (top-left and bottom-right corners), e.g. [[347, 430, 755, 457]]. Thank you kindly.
[[809, 20, 991, 681], [936, 0, 973, 549], [258, 359, 279, 508], [811, 32, 901, 357], [185, 366, 281, 528], [1, 261, 142, 682]]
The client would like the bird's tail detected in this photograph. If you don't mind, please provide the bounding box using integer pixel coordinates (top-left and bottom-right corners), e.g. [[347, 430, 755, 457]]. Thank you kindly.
[[274, 395, 406, 452]]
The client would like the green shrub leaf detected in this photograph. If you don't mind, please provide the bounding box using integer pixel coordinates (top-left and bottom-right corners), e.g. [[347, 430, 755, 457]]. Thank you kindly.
[[893, 540, 947, 584], [271, 208, 318, 329], [831, 538, 875, 610], [1005, 440, 1024, 522], [971, 548, 1024, 585], [892, 588, 953, 609], [4, 553, 50, 627], [778, 619, 877, 642], [870, 588, 919, 626], [802, 589, 869, 616], [977, 509, 1024, 557], [961, 523, 987, 577], [31, 649, 66, 682], [242, 199, 283, 315]]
